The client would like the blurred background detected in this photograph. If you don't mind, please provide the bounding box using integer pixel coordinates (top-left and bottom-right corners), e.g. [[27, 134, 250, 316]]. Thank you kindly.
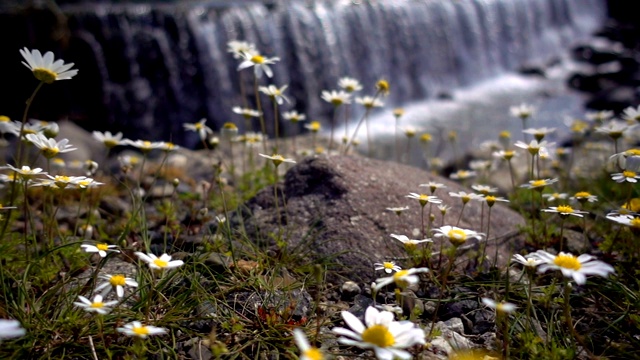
[[0, 0, 637, 155]]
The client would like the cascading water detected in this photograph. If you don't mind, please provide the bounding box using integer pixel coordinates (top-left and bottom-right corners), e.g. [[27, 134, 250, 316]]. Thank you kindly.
[[58, 0, 607, 146]]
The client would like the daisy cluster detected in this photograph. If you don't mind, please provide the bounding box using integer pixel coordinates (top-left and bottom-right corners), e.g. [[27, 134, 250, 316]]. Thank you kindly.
[[2, 39, 632, 359]]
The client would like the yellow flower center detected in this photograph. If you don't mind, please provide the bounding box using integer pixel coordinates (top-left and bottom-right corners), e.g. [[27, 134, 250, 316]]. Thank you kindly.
[[531, 180, 546, 187], [393, 108, 404, 117], [194, 122, 203, 129], [223, 122, 237, 130], [361, 324, 395, 348], [303, 348, 324, 360], [447, 229, 467, 246], [90, 301, 104, 309], [394, 269, 408, 278], [486, 196, 496, 206], [269, 154, 285, 167], [0, 115, 10, 122], [609, 131, 623, 139], [132, 326, 150, 336], [420, 133, 432, 142], [42, 147, 60, 159], [574, 191, 590, 198], [461, 195, 471, 204], [153, 259, 169, 268], [448, 131, 457, 140], [623, 170, 637, 178], [96, 243, 109, 251], [383, 262, 395, 270], [625, 149, 640, 156], [33, 68, 58, 84], [104, 139, 118, 148], [630, 218, 640, 228], [376, 80, 390, 94], [331, 98, 343, 106], [110, 275, 126, 286], [553, 254, 581, 270], [251, 55, 265, 64], [309, 122, 321, 132], [499, 130, 510, 138], [557, 205, 574, 214]]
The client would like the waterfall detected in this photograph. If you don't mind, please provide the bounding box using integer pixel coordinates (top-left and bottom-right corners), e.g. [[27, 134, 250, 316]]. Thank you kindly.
[[61, 0, 607, 145]]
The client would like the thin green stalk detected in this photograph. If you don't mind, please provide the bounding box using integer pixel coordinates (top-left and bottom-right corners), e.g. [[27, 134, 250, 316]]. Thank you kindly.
[[329, 105, 339, 152], [272, 100, 280, 153], [253, 75, 268, 155]]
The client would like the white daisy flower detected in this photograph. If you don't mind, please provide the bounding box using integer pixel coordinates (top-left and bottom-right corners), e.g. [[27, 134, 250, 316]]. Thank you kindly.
[[514, 140, 555, 156], [594, 120, 631, 138], [24, 133, 77, 158], [373, 267, 429, 291], [390, 234, 432, 247], [321, 90, 352, 107], [448, 191, 483, 204], [5, 164, 47, 180], [471, 184, 498, 195], [332, 306, 425, 360], [520, 178, 559, 190], [80, 242, 120, 258], [226, 40, 256, 59], [183, 118, 213, 142], [92, 131, 124, 148], [611, 169, 640, 183], [406, 193, 442, 207], [483, 195, 509, 207], [73, 294, 118, 315], [20, 47, 78, 83], [135, 252, 184, 271], [293, 328, 326, 360], [522, 127, 556, 141], [621, 105, 640, 124], [74, 178, 104, 189], [232, 106, 262, 119], [122, 139, 167, 153], [282, 111, 306, 123], [0, 319, 26, 341], [585, 110, 614, 123], [511, 254, 544, 269], [95, 274, 139, 298], [510, 103, 535, 119], [337, 77, 363, 93], [529, 250, 615, 285], [386, 206, 409, 216], [258, 153, 296, 167], [117, 321, 167, 339], [259, 84, 290, 105], [541, 205, 588, 218], [542, 192, 568, 202], [237, 50, 280, 78], [374, 261, 402, 274], [481, 298, 517, 314], [432, 225, 484, 247], [419, 181, 446, 194], [355, 96, 384, 109], [605, 214, 640, 228]]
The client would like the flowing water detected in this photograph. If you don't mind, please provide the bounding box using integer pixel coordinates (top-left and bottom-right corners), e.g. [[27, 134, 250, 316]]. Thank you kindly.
[[61, 0, 608, 147]]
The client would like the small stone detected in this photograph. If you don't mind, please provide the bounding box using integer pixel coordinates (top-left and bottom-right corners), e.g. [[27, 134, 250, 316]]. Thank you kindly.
[[443, 317, 465, 334], [341, 281, 361, 300]]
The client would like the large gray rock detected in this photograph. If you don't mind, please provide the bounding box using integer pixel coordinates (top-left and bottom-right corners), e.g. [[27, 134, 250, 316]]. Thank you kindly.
[[239, 155, 525, 283]]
